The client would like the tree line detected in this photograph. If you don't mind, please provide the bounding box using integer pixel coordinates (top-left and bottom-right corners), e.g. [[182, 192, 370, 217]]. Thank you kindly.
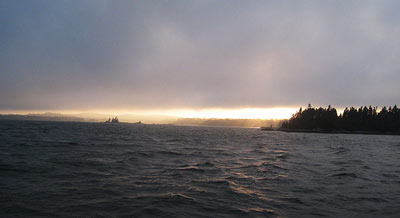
[[281, 104, 400, 132]]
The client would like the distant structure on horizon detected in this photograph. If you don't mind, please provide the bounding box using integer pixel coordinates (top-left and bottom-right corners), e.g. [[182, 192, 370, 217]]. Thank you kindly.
[[105, 116, 119, 123], [105, 117, 142, 124]]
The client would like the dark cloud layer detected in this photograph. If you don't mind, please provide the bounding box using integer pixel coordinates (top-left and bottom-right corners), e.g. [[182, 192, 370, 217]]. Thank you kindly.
[[1, 0, 400, 110]]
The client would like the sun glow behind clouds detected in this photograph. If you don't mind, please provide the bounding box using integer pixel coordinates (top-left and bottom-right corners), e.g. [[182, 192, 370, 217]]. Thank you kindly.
[[166, 108, 297, 119]]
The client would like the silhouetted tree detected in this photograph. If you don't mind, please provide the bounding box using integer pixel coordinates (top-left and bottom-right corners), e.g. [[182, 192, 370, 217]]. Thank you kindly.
[[281, 105, 400, 132]]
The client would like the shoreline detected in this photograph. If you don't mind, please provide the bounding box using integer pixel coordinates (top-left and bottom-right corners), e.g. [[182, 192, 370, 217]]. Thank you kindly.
[[261, 127, 400, 136]]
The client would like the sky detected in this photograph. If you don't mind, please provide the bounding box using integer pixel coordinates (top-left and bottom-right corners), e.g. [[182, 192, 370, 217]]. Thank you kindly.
[[1, 0, 400, 118]]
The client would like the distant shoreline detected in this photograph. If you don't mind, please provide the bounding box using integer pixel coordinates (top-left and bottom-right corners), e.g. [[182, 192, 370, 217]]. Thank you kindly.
[[261, 127, 400, 136], [278, 105, 400, 136]]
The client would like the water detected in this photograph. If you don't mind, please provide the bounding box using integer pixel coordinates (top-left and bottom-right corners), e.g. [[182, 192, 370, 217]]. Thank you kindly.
[[1, 120, 400, 217]]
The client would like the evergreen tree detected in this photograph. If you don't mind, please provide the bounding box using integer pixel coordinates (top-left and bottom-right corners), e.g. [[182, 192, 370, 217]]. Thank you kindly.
[[281, 105, 400, 132]]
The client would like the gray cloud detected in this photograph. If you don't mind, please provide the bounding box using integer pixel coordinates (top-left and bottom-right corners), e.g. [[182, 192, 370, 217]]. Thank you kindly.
[[1, 0, 400, 110]]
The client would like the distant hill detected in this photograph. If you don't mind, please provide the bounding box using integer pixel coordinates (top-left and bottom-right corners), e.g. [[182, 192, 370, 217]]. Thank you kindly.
[[174, 118, 284, 128], [0, 112, 176, 124], [0, 113, 285, 128], [0, 114, 89, 122]]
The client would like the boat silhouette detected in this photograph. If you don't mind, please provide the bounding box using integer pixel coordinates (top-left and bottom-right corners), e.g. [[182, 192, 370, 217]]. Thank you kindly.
[[105, 116, 119, 123], [105, 117, 142, 124]]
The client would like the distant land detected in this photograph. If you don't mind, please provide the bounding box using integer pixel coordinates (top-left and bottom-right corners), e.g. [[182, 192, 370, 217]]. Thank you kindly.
[[266, 105, 400, 135], [0, 113, 88, 122], [0, 113, 284, 128], [174, 118, 283, 128], [0, 113, 176, 124]]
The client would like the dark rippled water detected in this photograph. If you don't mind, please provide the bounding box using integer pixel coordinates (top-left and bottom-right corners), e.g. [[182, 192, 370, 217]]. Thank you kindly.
[[1, 120, 400, 217]]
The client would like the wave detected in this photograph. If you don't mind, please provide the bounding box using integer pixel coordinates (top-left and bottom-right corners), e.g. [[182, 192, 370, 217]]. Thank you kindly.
[[1, 120, 400, 218], [330, 172, 358, 178]]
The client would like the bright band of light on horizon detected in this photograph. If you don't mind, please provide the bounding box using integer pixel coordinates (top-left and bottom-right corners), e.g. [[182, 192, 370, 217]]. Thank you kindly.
[[168, 108, 297, 119], [0, 107, 299, 120], [112, 107, 299, 119]]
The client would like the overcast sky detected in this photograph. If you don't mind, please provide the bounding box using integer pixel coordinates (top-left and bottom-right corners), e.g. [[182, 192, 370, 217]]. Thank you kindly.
[[1, 0, 400, 111]]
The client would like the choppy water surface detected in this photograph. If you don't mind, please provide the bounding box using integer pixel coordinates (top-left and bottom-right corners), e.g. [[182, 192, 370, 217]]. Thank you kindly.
[[1, 120, 400, 217]]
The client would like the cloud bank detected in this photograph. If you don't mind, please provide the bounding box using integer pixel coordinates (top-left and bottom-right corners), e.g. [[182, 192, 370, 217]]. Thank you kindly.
[[1, 0, 400, 111]]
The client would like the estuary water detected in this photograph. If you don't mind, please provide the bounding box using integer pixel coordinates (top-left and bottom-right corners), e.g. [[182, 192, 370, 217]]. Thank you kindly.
[[1, 120, 400, 217]]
